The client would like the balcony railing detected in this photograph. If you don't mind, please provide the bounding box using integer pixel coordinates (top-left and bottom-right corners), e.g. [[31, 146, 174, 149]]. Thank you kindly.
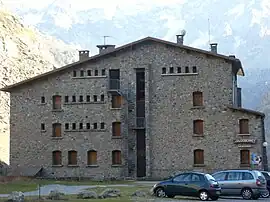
[[108, 79, 120, 90], [136, 117, 145, 128]]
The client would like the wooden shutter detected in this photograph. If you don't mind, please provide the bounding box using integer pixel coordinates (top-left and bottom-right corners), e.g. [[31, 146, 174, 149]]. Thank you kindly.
[[53, 124, 61, 137], [88, 151, 97, 165], [194, 150, 204, 164], [112, 122, 121, 136], [112, 95, 122, 108], [53, 95, 62, 109], [112, 151, 121, 165], [239, 119, 249, 134], [69, 151, 77, 165], [194, 120, 203, 135], [53, 151, 61, 165], [240, 150, 250, 164], [193, 92, 203, 106]]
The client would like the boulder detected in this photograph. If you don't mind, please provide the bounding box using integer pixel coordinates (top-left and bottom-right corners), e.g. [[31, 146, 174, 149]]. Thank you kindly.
[[131, 190, 147, 197], [77, 190, 98, 199], [98, 188, 121, 199], [47, 190, 65, 200], [7, 191, 24, 202]]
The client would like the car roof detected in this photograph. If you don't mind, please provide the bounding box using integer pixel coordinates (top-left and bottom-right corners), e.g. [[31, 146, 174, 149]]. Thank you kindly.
[[177, 171, 207, 176], [213, 170, 259, 173]]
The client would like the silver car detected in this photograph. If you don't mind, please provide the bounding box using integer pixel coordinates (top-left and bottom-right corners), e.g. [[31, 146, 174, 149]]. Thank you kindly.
[[212, 170, 267, 200]]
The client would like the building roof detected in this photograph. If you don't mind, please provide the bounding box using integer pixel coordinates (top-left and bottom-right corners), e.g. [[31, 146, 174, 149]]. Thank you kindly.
[[228, 106, 265, 117], [0, 36, 244, 92]]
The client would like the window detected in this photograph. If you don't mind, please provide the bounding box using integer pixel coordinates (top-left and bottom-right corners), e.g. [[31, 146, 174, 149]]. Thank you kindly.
[[100, 94, 104, 102], [227, 172, 242, 181], [240, 150, 250, 165], [72, 123, 76, 130], [101, 69, 106, 76], [174, 174, 192, 182], [242, 172, 254, 180], [193, 91, 203, 106], [194, 149, 204, 165], [193, 120, 204, 135], [86, 123, 91, 130], [191, 174, 204, 181], [192, 66, 197, 73], [72, 96, 76, 102], [100, 122, 105, 129], [79, 95, 83, 102], [52, 151, 62, 165], [80, 70, 84, 77], [87, 150, 97, 165], [112, 150, 121, 165], [79, 123, 83, 130], [41, 123, 45, 131], [52, 123, 61, 137], [112, 95, 122, 108], [73, 71, 77, 77], [93, 95, 97, 102], [93, 123, 98, 129], [65, 123, 69, 130], [185, 66, 189, 73], [52, 95, 62, 110], [212, 172, 226, 181], [94, 70, 98, 76], [65, 96, 69, 103], [68, 150, 77, 165], [112, 122, 121, 136], [177, 67, 181, 73], [87, 70, 91, 76], [41, 96, 45, 103], [239, 119, 249, 134], [86, 95, 90, 102], [162, 67, 166, 74], [169, 67, 174, 73]]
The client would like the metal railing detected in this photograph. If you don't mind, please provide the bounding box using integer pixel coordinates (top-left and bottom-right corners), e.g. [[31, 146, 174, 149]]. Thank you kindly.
[[108, 79, 120, 90]]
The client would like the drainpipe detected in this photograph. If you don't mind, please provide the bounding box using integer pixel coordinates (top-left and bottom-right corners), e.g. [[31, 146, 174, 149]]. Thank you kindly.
[[261, 116, 268, 171]]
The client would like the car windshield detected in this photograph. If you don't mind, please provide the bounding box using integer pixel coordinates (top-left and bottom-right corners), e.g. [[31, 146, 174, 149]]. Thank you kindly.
[[205, 174, 216, 181]]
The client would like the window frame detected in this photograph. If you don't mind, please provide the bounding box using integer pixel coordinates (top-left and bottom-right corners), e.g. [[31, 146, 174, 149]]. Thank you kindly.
[[52, 95, 62, 110], [240, 150, 250, 165], [239, 119, 249, 134], [193, 120, 204, 135], [194, 149, 204, 165], [112, 122, 121, 136], [87, 150, 97, 165], [112, 150, 122, 165], [52, 123, 62, 137], [68, 150, 78, 166], [52, 150, 62, 166], [193, 91, 203, 106]]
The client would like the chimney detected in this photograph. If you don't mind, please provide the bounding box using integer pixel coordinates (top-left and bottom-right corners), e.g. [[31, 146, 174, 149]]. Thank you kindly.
[[210, 43, 218, 53], [229, 55, 235, 58], [79, 50, 90, 61], [96, 45, 116, 54], [176, 34, 184, 45]]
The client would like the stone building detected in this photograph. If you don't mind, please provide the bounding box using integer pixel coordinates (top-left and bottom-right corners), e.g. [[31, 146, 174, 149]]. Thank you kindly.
[[1, 35, 267, 179]]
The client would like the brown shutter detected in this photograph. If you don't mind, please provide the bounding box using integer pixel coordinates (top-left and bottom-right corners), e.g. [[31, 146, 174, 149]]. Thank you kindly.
[[53, 151, 61, 165], [194, 150, 204, 164], [88, 151, 97, 165], [69, 151, 77, 165], [112, 95, 122, 108], [239, 119, 249, 134], [112, 151, 121, 165], [240, 150, 250, 164], [193, 92, 203, 106], [194, 120, 203, 135], [112, 122, 121, 136]]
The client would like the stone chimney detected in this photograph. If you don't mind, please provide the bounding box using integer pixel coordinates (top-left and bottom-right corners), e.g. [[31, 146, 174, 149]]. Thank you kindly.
[[96, 45, 116, 54], [176, 34, 184, 45], [79, 50, 90, 61], [210, 43, 218, 53]]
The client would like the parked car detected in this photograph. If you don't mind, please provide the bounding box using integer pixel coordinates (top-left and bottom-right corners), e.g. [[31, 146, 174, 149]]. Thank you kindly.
[[260, 171, 270, 198], [151, 171, 221, 201], [212, 170, 267, 200]]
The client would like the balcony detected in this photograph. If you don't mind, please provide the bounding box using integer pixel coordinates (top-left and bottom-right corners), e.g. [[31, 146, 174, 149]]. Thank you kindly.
[[132, 117, 145, 129], [108, 79, 120, 95]]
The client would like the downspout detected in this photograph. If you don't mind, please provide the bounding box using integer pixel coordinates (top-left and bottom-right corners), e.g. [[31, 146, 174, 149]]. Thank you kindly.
[[261, 115, 268, 171]]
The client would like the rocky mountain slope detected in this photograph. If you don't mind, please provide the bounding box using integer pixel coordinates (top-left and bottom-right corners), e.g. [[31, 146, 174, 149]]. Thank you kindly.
[[0, 6, 78, 163]]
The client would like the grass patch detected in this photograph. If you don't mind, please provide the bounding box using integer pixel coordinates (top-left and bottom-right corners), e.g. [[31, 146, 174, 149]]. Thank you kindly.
[[0, 179, 136, 194]]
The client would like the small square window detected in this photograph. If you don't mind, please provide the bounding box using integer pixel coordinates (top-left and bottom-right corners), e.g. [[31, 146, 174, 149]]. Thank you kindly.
[[162, 68, 166, 74], [79, 95, 83, 102], [41, 123, 45, 130], [93, 123, 98, 129], [72, 123, 76, 130], [101, 94, 104, 102], [65, 96, 69, 103], [72, 96, 76, 102], [79, 123, 83, 129], [177, 67, 181, 73], [101, 69, 106, 76], [86, 123, 91, 129], [185, 66, 189, 73], [169, 67, 174, 73], [100, 122, 105, 129], [86, 95, 91, 102], [80, 70, 84, 77], [73, 71, 77, 77], [41, 96, 45, 103], [87, 70, 91, 76], [94, 70, 98, 76], [192, 66, 197, 73], [65, 123, 69, 130], [93, 95, 97, 102]]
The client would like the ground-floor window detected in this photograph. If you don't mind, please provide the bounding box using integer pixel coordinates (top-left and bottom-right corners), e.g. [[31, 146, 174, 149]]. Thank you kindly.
[[240, 150, 250, 165]]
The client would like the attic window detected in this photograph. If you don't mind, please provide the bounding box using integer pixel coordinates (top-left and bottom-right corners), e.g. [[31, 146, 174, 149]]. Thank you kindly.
[[73, 71, 77, 77], [192, 66, 197, 73], [162, 68, 166, 74], [169, 67, 174, 74], [177, 67, 181, 73], [80, 70, 84, 77], [95, 70, 98, 76], [185, 66, 189, 73], [87, 70, 91, 76]]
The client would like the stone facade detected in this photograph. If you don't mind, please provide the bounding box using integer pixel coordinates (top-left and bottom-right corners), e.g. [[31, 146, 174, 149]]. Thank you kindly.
[[3, 37, 266, 179]]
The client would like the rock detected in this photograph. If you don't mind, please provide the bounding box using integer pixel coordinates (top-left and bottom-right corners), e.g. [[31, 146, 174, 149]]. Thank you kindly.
[[7, 191, 24, 202], [131, 190, 147, 197], [98, 188, 121, 199], [47, 190, 65, 200], [77, 190, 98, 199]]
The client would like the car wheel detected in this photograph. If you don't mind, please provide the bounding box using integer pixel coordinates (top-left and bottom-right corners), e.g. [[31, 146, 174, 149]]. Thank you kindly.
[[199, 190, 209, 201], [167, 194, 175, 198], [210, 196, 219, 201], [155, 187, 166, 198], [241, 188, 253, 200], [261, 190, 270, 198]]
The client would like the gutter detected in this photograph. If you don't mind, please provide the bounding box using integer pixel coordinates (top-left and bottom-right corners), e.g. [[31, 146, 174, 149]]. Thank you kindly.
[[261, 116, 268, 171]]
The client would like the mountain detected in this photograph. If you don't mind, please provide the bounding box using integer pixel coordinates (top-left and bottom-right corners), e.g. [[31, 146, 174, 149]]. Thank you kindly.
[[0, 5, 78, 163]]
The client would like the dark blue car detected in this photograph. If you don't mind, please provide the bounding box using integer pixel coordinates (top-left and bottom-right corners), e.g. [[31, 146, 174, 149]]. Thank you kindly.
[[151, 171, 221, 201]]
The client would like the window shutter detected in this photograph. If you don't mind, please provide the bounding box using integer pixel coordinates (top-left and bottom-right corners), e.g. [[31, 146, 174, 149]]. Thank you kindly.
[[239, 119, 249, 134], [240, 150, 250, 164], [113, 122, 121, 136], [194, 120, 203, 135], [88, 151, 97, 165], [194, 150, 204, 164]]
